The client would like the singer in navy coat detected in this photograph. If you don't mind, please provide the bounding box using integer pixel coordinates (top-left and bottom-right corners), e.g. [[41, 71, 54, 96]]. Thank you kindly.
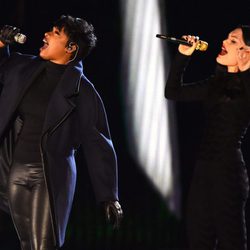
[[0, 43, 119, 247]]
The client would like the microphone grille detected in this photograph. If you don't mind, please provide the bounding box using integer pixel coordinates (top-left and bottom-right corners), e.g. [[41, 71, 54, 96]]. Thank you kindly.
[[196, 41, 208, 51], [14, 33, 27, 44]]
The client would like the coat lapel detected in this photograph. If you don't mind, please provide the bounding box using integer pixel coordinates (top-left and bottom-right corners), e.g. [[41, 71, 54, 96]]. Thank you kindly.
[[42, 61, 83, 135]]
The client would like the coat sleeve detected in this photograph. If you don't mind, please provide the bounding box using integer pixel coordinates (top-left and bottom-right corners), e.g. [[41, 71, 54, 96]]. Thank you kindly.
[[0, 45, 10, 66], [77, 80, 119, 203], [165, 51, 211, 101], [0, 46, 10, 93]]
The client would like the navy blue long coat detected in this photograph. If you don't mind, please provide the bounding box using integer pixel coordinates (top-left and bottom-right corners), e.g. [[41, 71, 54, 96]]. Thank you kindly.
[[0, 46, 119, 247]]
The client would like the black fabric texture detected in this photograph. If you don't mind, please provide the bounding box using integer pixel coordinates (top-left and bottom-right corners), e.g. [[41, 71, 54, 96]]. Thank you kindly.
[[165, 52, 250, 250]]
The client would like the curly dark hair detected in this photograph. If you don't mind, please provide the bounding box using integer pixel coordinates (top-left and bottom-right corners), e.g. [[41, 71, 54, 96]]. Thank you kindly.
[[54, 15, 97, 60]]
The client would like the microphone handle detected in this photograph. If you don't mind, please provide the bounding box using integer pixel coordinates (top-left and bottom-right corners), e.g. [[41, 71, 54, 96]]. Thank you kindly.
[[156, 34, 208, 51], [156, 34, 191, 46]]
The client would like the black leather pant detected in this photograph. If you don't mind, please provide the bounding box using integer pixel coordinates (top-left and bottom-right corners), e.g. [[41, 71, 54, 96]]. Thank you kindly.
[[7, 161, 56, 250]]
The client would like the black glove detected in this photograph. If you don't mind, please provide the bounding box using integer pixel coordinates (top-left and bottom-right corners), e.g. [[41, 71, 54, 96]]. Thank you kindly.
[[0, 25, 20, 45], [103, 201, 123, 229]]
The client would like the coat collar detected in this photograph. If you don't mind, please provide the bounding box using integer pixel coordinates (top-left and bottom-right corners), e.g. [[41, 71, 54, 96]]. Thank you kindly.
[[57, 60, 83, 98]]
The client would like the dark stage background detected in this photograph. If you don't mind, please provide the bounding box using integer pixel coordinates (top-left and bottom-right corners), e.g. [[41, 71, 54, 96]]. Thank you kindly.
[[0, 0, 250, 250]]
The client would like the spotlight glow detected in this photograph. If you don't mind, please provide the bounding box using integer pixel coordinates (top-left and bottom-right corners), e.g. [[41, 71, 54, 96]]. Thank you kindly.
[[121, 0, 179, 213]]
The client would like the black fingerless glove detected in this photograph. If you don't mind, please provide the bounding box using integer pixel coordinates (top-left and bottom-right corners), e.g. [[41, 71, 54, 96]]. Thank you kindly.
[[0, 25, 20, 45]]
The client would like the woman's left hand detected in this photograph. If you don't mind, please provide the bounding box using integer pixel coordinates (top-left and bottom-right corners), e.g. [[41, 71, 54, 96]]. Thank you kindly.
[[103, 201, 123, 229], [237, 46, 250, 72]]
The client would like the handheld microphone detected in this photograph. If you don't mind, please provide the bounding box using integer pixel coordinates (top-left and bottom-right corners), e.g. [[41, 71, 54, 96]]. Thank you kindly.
[[14, 33, 27, 44], [156, 34, 208, 51]]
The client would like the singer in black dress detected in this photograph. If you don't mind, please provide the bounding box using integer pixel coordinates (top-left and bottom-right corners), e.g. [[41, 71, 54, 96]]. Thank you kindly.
[[165, 26, 250, 250]]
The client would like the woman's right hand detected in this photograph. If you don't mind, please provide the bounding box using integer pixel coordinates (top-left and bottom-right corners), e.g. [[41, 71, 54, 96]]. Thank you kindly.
[[0, 25, 20, 47], [178, 35, 199, 56]]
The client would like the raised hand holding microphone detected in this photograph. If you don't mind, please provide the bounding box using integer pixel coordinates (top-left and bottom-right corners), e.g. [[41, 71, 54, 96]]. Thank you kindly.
[[0, 25, 26, 47], [156, 34, 208, 54], [178, 35, 200, 56]]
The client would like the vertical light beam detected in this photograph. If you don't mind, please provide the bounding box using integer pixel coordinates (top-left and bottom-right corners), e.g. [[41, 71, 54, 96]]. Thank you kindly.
[[120, 0, 180, 214]]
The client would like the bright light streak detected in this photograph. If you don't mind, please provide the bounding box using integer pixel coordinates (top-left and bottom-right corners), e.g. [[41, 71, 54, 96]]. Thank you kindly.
[[120, 0, 179, 213]]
